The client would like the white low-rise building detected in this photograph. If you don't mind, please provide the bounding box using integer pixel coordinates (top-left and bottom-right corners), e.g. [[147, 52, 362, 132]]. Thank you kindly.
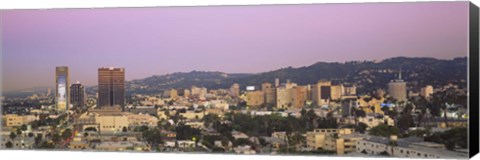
[[356, 136, 468, 159]]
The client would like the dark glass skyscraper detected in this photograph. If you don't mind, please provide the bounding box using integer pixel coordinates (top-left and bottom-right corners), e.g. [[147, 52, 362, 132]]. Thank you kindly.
[[97, 67, 125, 110], [55, 66, 69, 112], [70, 82, 86, 109]]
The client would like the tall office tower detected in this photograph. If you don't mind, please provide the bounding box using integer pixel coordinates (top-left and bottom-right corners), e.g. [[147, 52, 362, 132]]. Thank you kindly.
[[98, 67, 126, 111], [230, 83, 240, 97], [70, 81, 86, 109], [55, 66, 70, 112], [261, 82, 275, 105], [275, 78, 280, 87], [387, 70, 407, 102]]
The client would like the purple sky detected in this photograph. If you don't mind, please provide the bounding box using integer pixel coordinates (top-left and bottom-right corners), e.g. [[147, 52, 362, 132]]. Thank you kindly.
[[1, 2, 469, 92]]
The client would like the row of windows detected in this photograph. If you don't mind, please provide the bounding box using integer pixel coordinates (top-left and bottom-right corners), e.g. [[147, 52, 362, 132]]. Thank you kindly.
[[358, 142, 441, 158], [102, 125, 126, 129]]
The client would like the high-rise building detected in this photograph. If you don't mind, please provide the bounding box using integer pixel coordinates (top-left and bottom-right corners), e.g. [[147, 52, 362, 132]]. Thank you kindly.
[[70, 81, 86, 109], [275, 87, 292, 109], [293, 86, 308, 108], [98, 67, 125, 110], [191, 86, 207, 100], [275, 78, 280, 87], [261, 82, 275, 105], [164, 89, 179, 100], [230, 83, 240, 97], [245, 91, 264, 108], [387, 70, 407, 102], [311, 80, 332, 106], [420, 85, 434, 98], [330, 84, 344, 100], [184, 89, 191, 98], [55, 66, 70, 112]]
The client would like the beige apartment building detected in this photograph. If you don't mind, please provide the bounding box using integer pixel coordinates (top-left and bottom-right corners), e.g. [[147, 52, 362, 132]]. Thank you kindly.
[[306, 128, 367, 155], [3, 114, 38, 127], [96, 114, 129, 134], [261, 82, 276, 105], [179, 111, 206, 120], [245, 91, 264, 108], [292, 86, 308, 109]]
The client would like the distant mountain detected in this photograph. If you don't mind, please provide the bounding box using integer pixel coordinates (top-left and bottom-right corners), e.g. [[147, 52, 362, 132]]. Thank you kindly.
[[124, 71, 253, 95], [3, 86, 53, 98], [4, 57, 466, 98], [124, 57, 467, 95]]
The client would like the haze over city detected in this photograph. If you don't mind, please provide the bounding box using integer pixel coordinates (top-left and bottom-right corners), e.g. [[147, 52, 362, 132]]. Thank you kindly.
[[1, 2, 469, 92], [0, 2, 472, 157]]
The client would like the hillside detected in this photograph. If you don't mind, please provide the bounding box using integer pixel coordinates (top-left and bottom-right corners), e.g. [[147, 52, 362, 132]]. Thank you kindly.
[[124, 57, 467, 95]]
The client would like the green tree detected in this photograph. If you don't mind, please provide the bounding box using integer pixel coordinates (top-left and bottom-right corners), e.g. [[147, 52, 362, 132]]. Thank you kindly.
[[134, 125, 149, 132], [356, 122, 368, 134], [343, 122, 368, 134], [203, 113, 220, 128], [175, 125, 201, 141], [142, 128, 163, 145], [31, 121, 39, 130], [20, 124, 28, 131], [9, 132, 17, 140], [369, 124, 399, 137], [316, 117, 338, 129], [5, 141, 13, 148], [425, 127, 467, 150], [397, 113, 414, 131], [16, 128, 22, 135], [28, 132, 35, 138]]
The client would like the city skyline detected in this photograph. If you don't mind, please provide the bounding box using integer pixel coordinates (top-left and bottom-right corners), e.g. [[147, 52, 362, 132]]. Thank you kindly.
[[1, 2, 469, 91], [1, 56, 467, 93]]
